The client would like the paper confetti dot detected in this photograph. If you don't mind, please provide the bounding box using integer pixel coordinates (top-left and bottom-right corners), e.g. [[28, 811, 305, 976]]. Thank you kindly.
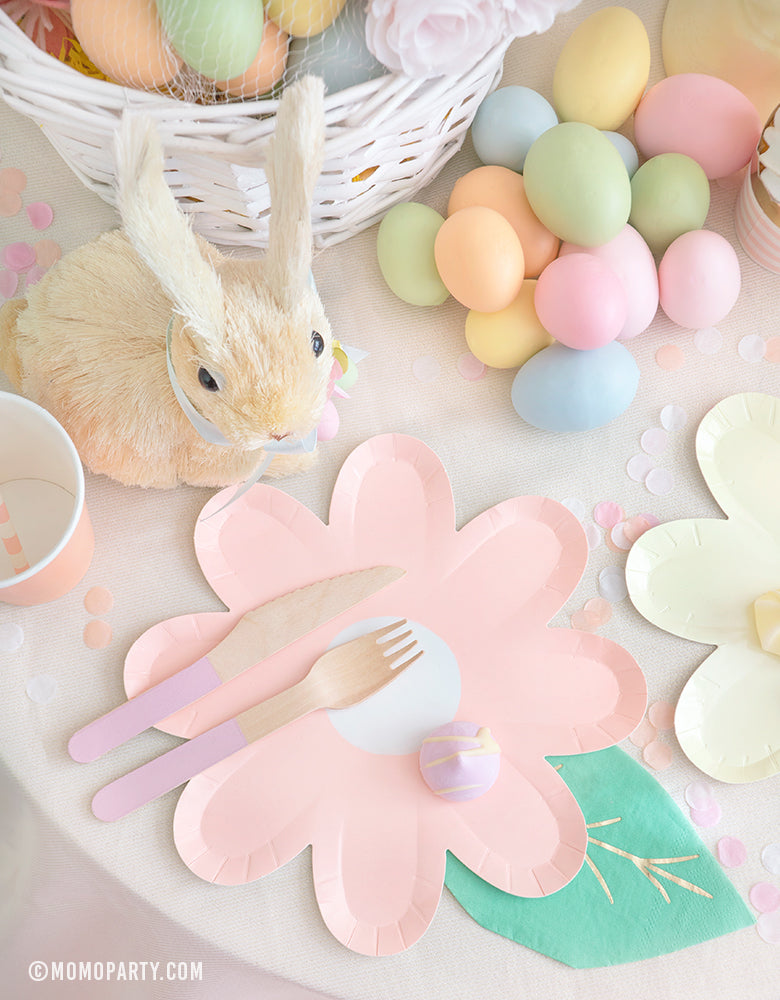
[[648, 700, 675, 731], [598, 566, 628, 602], [757, 911, 780, 945], [639, 513, 660, 529], [641, 427, 668, 456], [0, 190, 21, 217], [765, 337, 780, 364], [0, 622, 24, 652], [645, 467, 674, 496], [561, 497, 586, 521], [584, 523, 603, 550], [621, 515, 654, 545], [412, 356, 440, 383], [25, 201, 53, 230], [0, 167, 26, 193], [643, 740, 673, 770], [685, 780, 716, 810], [24, 265, 46, 286], [626, 453, 655, 482], [25, 674, 58, 705], [584, 597, 612, 625], [660, 404, 688, 431], [609, 522, 633, 551], [83, 620, 113, 649], [34, 239, 61, 269], [593, 501, 625, 530], [570, 608, 603, 632], [655, 344, 684, 370], [2, 242, 35, 273], [717, 836, 748, 869], [762, 843, 780, 875], [0, 269, 18, 299], [457, 353, 485, 381], [84, 586, 114, 616], [694, 327, 723, 355], [629, 717, 657, 749], [750, 883, 780, 914], [738, 334, 767, 363], [689, 801, 722, 828]]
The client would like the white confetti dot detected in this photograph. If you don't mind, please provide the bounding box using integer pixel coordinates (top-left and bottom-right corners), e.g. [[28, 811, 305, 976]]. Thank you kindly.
[[598, 566, 628, 602], [610, 522, 632, 551], [645, 467, 674, 496], [457, 353, 485, 381], [762, 842, 780, 875], [412, 355, 440, 383], [0, 622, 24, 653], [584, 523, 603, 550], [560, 497, 586, 521], [641, 427, 668, 456], [738, 334, 766, 363], [660, 404, 688, 432], [626, 453, 655, 482], [25, 674, 58, 705], [694, 327, 722, 355]]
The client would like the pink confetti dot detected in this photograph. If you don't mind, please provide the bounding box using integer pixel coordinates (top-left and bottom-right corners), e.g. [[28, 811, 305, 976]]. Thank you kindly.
[[660, 404, 688, 431], [2, 242, 35, 273], [25, 201, 53, 230], [621, 515, 654, 545], [629, 717, 657, 749], [643, 739, 673, 770], [593, 500, 624, 530], [626, 453, 655, 482], [84, 586, 114, 616], [757, 911, 780, 945], [0, 270, 18, 299], [656, 344, 685, 370], [34, 239, 61, 269], [641, 427, 668, 456], [0, 166, 26, 193], [639, 512, 660, 528], [690, 801, 722, 828], [765, 337, 780, 364], [457, 352, 485, 381], [648, 700, 675, 731], [83, 620, 113, 649], [0, 190, 21, 217], [685, 779, 716, 810], [750, 882, 780, 914], [584, 596, 612, 625], [570, 608, 603, 632], [717, 835, 748, 869], [24, 265, 47, 286], [645, 467, 674, 496], [412, 355, 440, 383]]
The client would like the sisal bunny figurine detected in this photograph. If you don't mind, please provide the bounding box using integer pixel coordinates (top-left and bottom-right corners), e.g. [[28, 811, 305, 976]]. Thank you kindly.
[[0, 76, 333, 489]]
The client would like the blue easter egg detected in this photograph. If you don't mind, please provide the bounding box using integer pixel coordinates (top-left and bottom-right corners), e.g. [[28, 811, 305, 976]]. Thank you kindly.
[[471, 86, 558, 172], [511, 341, 639, 431], [602, 131, 640, 177]]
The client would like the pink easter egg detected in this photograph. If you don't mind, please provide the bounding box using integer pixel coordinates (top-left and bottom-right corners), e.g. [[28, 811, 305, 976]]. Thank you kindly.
[[419, 721, 501, 802], [659, 230, 741, 329], [534, 253, 627, 350], [316, 399, 340, 442], [560, 224, 659, 339], [634, 73, 761, 180]]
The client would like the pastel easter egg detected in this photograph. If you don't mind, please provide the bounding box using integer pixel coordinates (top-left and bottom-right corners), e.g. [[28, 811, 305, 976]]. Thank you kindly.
[[465, 279, 553, 368], [602, 131, 639, 177], [448, 166, 559, 278], [434, 207, 524, 313], [470, 85, 558, 172], [285, 0, 386, 92], [71, 0, 182, 89], [158, 0, 265, 80], [534, 253, 627, 350], [560, 224, 659, 339], [419, 722, 501, 802], [215, 19, 289, 97], [511, 341, 639, 432], [523, 122, 632, 246], [629, 153, 711, 256], [377, 203, 449, 306], [658, 229, 741, 328], [634, 73, 762, 180], [553, 6, 651, 130], [266, 0, 346, 37]]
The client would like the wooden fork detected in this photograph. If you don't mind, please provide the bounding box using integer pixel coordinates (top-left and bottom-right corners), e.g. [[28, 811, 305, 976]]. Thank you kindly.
[[91, 620, 422, 821]]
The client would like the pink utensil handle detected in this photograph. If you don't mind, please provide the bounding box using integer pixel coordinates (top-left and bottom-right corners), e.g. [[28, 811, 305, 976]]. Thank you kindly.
[[91, 718, 248, 822], [68, 656, 222, 763]]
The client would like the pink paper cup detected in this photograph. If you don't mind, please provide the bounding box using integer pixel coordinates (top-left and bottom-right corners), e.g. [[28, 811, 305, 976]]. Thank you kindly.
[[735, 104, 780, 274], [0, 391, 93, 605]]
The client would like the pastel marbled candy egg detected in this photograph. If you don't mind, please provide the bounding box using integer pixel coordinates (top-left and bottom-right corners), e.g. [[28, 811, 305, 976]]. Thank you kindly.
[[419, 722, 501, 802]]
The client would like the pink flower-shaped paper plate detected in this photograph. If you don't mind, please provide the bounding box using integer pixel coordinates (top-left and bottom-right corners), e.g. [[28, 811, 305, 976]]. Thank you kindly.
[[124, 434, 646, 954]]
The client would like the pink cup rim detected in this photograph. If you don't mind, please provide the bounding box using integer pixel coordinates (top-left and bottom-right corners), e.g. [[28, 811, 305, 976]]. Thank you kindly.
[[0, 390, 86, 591]]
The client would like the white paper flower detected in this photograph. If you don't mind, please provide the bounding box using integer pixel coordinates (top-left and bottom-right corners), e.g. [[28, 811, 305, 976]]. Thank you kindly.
[[499, 0, 584, 37]]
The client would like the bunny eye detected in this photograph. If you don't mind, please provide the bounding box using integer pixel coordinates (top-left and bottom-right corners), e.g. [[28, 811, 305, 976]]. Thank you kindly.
[[311, 331, 325, 357], [198, 367, 221, 392]]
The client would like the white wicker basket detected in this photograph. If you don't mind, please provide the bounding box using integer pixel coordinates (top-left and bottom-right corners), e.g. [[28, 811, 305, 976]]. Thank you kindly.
[[0, 9, 509, 249]]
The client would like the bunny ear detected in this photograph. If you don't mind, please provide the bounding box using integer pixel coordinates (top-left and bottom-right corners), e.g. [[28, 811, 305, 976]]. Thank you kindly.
[[115, 113, 224, 350], [263, 76, 325, 311]]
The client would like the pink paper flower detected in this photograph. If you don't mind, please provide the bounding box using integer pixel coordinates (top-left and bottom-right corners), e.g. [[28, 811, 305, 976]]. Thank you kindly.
[[499, 0, 584, 37], [125, 434, 646, 954]]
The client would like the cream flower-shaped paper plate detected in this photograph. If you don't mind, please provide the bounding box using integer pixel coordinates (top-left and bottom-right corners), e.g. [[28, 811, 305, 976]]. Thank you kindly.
[[626, 393, 780, 783]]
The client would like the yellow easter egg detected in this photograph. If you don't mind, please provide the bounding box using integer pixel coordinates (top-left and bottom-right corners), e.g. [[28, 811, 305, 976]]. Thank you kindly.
[[266, 0, 346, 37], [216, 19, 289, 97], [553, 6, 651, 130], [465, 280, 553, 369], [71, 0, 182, 89]]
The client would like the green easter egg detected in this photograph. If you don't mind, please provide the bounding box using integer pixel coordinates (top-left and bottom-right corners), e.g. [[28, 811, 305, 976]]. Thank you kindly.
[[377, 203, 449, 306], [157, 0, 264, 80], [629, 153, 711, 256], [523, 122, 632, 246]]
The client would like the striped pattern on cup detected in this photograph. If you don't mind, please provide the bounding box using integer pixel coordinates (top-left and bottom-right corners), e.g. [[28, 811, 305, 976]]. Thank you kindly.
[[735, 169, 780, 274], [0, 490, 30, 575]]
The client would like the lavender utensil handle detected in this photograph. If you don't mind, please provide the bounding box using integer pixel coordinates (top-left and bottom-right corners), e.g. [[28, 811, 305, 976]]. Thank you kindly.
[[91, 717, 248, 821], [68, 656, 222, 763]]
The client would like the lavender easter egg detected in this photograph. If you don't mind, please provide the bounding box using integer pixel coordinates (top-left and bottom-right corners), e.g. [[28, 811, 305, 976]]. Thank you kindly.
[[419, 722, 501, 802]]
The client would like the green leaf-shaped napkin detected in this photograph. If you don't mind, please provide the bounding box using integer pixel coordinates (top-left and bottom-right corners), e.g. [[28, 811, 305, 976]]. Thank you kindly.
[[445, 747, 753, 968]]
